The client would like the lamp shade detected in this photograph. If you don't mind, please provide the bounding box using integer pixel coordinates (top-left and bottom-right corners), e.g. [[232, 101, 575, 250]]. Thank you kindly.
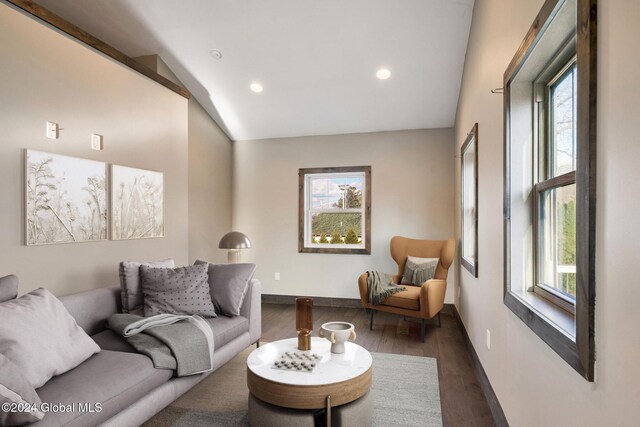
[[218, 231, 252, 249]]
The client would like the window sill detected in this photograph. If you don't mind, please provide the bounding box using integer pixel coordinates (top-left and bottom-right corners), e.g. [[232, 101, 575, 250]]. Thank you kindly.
[[504, 290, 585, 377], [512, 289, 575, 338]]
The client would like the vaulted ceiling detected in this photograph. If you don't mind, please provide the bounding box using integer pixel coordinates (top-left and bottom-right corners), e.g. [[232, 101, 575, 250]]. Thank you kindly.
[[35, 0, 474, 141]]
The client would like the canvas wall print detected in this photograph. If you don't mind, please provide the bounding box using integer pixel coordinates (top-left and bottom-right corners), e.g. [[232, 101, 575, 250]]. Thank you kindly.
[[26, 150, 107, 245], [111, 165, 164, 240]]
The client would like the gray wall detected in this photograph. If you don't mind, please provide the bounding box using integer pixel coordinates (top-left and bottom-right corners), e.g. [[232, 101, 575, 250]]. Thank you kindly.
[[454, 0, 640, 425], [0, 4, 191, 296], [233, 129, 456, 301]]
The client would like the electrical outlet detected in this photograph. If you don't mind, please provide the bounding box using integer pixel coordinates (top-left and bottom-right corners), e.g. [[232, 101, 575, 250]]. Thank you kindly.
[[46, 121, 59, 139], [91, 134, 103, 150], [486, 329, 491, 350], [275, 272, 280, 281]]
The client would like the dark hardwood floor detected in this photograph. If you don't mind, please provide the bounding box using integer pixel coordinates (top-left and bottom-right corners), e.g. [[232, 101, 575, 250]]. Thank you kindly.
[[260, 303, 495, 427]]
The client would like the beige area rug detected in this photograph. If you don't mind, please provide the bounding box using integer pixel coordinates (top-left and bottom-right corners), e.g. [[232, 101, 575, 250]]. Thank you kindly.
[[144, 346, 442, 427]]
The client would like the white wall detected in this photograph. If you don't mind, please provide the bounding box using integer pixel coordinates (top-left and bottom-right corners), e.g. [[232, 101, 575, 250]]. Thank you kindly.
[[454, 0, 640, 425], [0, 4, 190, 296], [233, 129, 456, 301]]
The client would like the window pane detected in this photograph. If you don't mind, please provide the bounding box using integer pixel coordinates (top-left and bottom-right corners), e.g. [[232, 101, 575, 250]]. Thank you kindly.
[[310, 176, 364, 209], [310, 212, 362, 244], [550, 65, 577, 177], [538, 183, 576, 299], [462, 140, 476, 262]]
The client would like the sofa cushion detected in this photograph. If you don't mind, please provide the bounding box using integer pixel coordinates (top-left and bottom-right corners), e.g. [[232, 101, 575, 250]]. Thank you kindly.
[[140, 264, 216, 318], [382, 285, 421, 310], [34, 350, 173, 427], [119, 259, 175, 315], [0, 288, 100, 388], [91, 329, 137, 353], [0, 274, 18, 303], [195, 260, 256, 316], [0, 353, 45, 426], [206, 315, 249, 348]]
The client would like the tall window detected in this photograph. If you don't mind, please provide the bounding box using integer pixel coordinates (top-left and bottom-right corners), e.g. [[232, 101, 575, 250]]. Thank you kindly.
[[503, 0, 596, 381], [535, 60, 578, 310], [298, 166, 371, 254]]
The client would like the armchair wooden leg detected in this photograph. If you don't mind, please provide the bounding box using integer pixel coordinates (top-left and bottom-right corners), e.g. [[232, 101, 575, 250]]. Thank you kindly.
[[420, 319, 426, 342], [370, 310, 374, 331], [438, 312, 442, 328]]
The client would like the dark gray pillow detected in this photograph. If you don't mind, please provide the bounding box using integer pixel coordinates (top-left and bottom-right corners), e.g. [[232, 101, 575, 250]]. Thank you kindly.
[[0, 353, 45, 426], [401, 256, 439, 286], [119, 259, 175, 315], [0, 274, 18, 303], [195, 261, 256, 317], [140, 264, 216, 318]]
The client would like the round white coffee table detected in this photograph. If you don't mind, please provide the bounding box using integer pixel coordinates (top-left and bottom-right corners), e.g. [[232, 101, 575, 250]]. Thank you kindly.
[[247, 337, 373, 426]]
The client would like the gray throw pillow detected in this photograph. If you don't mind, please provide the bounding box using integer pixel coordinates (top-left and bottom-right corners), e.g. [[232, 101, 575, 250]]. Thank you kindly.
[[0, 288, 100, 388], [401, 256, 439, 286], [119, 259, 175, 315], [140, 263, 216, 318], [0, 353, 45, 426], [0, 274, 18, 303], [195, 260, 256, 317]]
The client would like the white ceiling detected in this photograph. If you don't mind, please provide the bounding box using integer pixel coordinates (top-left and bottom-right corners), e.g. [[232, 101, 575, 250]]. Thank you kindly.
[[35, 0, 474, 141]]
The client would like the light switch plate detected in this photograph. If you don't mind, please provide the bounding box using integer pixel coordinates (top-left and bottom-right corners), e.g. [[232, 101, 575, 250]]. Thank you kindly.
[[91, 134, 103, 150], [486, 329, 491, 350], [275, 272, 281, 281], [46, 121, 59, 139]]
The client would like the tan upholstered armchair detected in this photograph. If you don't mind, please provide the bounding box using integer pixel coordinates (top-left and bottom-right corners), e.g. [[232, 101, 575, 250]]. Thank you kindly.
[[358, 236, 456, 342]]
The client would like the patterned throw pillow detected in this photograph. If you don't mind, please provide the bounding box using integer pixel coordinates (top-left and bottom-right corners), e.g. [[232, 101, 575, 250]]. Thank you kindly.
[[401, 256, 439, 286], [140, 264, 216, 318]]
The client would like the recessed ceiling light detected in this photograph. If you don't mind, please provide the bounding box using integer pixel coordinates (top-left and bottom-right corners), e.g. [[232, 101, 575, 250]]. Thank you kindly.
[[250, 82, 263, 93], [376, 68, 391, 80], [209, 49, 222, 60]]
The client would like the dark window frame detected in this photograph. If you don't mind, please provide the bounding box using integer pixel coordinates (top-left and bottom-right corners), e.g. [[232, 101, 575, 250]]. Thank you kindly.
[[503, 0, 596, 381], [298, 166, 371, 255], [461, 123, 479, 277]]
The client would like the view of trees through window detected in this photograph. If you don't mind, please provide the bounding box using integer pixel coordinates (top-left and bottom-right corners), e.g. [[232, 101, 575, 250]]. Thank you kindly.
[[309, 175, 364, 245], [538, 63, 577, 299]]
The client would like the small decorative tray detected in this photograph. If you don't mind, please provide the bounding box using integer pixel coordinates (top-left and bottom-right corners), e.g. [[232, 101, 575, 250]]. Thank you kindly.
[[271, 351, 323, 372]]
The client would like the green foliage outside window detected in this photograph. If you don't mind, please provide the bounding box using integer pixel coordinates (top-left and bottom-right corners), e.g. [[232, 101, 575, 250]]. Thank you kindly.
[[344, 228, 359, 244], [330, 231, 343, 244], [560, 200, 577, 295]]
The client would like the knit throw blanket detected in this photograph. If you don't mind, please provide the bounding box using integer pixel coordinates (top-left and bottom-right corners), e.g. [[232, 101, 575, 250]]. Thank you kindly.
[[366, 271, 406, 306], [107, 313, 214, 377]]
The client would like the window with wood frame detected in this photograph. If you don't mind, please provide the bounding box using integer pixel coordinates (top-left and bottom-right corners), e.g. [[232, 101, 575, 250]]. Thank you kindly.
[[503, 0, 596, 381], [298, 166, 371, 255]]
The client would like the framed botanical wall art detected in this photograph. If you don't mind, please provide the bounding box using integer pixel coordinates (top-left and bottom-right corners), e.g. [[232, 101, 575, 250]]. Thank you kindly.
[[461, 123, 478, 277], [25, 150, 107, 245], [111, 165, 164, 240]]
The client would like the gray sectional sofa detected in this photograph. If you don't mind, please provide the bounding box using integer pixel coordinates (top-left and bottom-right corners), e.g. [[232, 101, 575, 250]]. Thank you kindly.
[[32, 279, 261, 427]]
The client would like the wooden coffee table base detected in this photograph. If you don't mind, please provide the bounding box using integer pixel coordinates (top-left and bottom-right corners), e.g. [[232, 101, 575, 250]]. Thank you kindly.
[[247, 366, 372, 409]]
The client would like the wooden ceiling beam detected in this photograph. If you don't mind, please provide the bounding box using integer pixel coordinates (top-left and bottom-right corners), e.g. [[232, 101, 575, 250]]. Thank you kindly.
[[5, 0, 191, 99]]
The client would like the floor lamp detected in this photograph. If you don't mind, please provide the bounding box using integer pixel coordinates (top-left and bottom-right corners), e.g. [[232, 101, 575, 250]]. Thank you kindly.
[[219, 231, 252, 263]]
